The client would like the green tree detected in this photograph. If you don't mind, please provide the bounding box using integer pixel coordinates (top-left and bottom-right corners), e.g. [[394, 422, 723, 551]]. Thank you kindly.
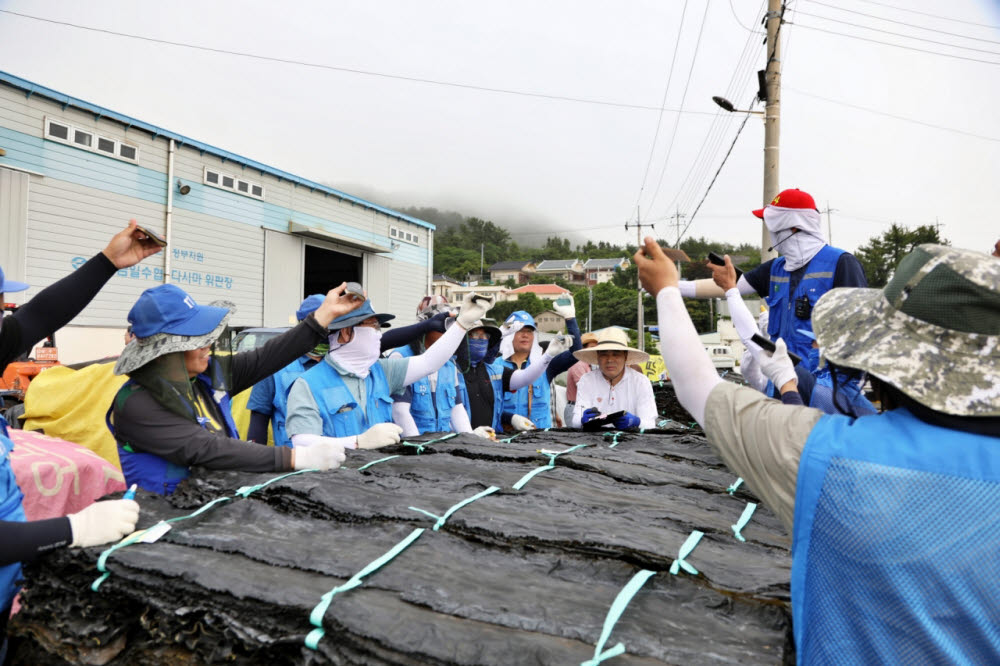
[[855, 223, 947, 288], [490, 293, 548, 324]]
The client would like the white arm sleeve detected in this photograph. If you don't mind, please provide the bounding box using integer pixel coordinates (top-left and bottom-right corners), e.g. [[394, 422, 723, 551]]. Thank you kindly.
[[679, 276, 756, 299], [291, 433, 358, 450], [736, 274, 756, 296], [726, 288, 759, 345], [391, 401, 420, 438], [507, 354, 553, 391], [655, 287, 723, 425], [678, 280, 697, 298], [403, 323, 466, 386], [450, 403, 472, 433]]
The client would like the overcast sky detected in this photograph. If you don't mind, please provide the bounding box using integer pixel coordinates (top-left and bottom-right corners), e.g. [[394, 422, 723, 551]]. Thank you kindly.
[[0, 0, 996, 256]]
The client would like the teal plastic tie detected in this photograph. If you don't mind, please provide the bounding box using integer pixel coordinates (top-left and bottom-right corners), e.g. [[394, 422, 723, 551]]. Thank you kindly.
[[512, 445, 587, 490], [731, 502, 757, 543], [497, 432, 522, 444], [602, 431, 623, 448], [401, 440, 427, 454], [726, 477, 744, 495], [581, 569, 656, 666], [407, 486, 500, 531], [305, 527, 425, 649], [669, 530, 704, 576], [235, 469, 317, 498], [657, 419, 671, 428], [356, 455, 400, 471], [92, 495, 233, 590]]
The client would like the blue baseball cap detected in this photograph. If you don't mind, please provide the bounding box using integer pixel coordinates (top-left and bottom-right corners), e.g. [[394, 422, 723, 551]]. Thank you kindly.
[[327, 299, 394, 331], [504, 310, 536, 330], [0, 265, 29, 293], [127, 284, 230, 338], [796, 328, 817, 341], [296, 294, 325, 321]]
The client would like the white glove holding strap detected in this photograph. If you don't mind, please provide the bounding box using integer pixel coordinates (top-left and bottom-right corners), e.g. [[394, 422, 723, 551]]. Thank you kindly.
[[293, 440, 347, 470], [755, 337, 798, 390], [457, 292, 495, 330], [544, 334, 571, 358], [356, 423, 404, 449], [68, 499, 140, 548], [552, 296, 576, 320], [472, 426, 496, 440], [510, 414, 535, 431]]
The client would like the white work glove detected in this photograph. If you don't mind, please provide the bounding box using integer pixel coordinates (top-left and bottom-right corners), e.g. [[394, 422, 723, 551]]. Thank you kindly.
[[472, 426, 496, 440], [356, 423, 404, 450], [510, 414, 535, 431], [755, 338, 798, 390], [553, 296, 576, 320], [544, 334, 572, 358], [68, 499, 140, 548], [293, 441, 346, 471], [457, 292, 495, 330]]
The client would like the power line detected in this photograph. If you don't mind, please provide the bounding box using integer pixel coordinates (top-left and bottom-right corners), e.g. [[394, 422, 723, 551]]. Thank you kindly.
[[849, 0, 1000, 30], [793, 8, 1000, 56], [784, 86, 1000, 142], [633, 0, 691, 214], [791, 21, 1000, 65], [802, 0, 1000, 45], [0, 9, 719, 116], [729, 0, 765, 33]]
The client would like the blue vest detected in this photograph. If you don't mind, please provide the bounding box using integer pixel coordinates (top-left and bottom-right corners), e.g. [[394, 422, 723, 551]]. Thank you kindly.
[[300, 359, 393, 437], [392, 346, 460, 434], [501, 357, 552, 428], [766, 245, 844, 362], [270, 356, 313, 447], [109, 373, 239, 496], [792, 409, 1000, 664], [0, 417, 26, 610], [809, 368, 877, 417]]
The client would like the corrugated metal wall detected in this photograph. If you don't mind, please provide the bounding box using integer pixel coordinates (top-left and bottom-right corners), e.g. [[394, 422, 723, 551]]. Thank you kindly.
[[0, 167, 28, 289]]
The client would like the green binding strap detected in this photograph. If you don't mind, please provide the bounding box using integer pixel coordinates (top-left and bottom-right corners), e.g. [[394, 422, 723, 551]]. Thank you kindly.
[[726, 477, 744, 495], [305, 527, 426, 649], [731, 502, 757, 542], [356, 455, 400, 471], [669, 530, 704, 576], [408, 486, 501, 531], [497, 432, 522, 444], [400, 432, 459, 454], [581, 569, 656, 666], [92, 495, 234, 590], [603, 431, 623, 448], [235, 469, 318, 498], [512, 444, 588, 490]]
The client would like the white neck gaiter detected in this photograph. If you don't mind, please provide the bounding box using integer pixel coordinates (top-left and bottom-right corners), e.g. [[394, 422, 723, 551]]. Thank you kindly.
[[328, 327, 382, 378], [764, 206, 826, 271]]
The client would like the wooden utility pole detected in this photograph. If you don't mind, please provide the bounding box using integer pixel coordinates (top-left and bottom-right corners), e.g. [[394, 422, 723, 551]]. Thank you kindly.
[[626, 208, 655, 352], [762, 0, 783, 262], [820, 202, 837, 244]]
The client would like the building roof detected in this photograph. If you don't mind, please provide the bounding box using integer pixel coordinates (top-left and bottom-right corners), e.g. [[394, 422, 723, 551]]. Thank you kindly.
[[535, 310, 565, 318], [432, 274, 462, 284], [489, 260, 531, 271], [0, 70, 434, 231], [583, 258, 628, 269], [508, 284, 570, 295], [535, 259, 580, 271]]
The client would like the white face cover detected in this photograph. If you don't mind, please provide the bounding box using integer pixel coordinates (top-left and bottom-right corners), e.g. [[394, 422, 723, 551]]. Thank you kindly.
[[329, 326, 382, 378], [763, 206, 826, 271]]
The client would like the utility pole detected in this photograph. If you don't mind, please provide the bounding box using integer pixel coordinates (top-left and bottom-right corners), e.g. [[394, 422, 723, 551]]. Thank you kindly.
[[625, 207, 655, 352], [480, 243, 484, 283], [668, 207, 687, 278], [762, 0, 783, 262], [587, 287, 593, 332], [820, 202, 837, 244]]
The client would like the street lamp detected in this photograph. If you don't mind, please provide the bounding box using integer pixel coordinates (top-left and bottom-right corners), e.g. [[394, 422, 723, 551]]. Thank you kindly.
[[712, 96, 764, 116]]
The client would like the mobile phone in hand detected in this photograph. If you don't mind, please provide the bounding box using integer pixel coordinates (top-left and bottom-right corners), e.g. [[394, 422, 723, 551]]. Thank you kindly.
[[750, 333, 803, 366], [708, 252, 743, 279], [136, 225, 167, 248]]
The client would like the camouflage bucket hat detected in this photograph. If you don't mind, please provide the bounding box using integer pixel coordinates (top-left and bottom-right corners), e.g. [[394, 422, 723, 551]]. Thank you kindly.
[[114, 302, 235, 376], [812, 244, 1000, 417]]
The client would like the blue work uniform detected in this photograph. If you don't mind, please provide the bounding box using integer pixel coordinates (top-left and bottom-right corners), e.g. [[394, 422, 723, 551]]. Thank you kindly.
[[391, 345, 463, 434], [297, 360, 394, 437], [247, 356, 317, 447], [501, 356, 553, 428], [0, 418, 26, 612]]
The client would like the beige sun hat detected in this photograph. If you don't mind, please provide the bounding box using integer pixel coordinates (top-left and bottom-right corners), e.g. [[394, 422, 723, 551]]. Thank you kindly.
[[572, 328, 649, 365], [812, 244, 1000, 417]]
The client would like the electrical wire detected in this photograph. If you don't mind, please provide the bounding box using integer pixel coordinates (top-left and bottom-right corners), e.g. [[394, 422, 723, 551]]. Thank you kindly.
[[791, 21, 1000, 65], [802, 0, 1000, 45], [0, 9, 718, 115], [729, 0, 764, 33], [793, 8, 1000, 55], [849, 0, 1000, 30]]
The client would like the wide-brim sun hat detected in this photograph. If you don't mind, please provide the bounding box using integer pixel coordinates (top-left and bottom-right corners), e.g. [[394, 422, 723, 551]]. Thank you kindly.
[[573, 327, 649, 366], [115, 301, 234, 376], [812, 244, 1000, 417], [327, 298, 394, 331]]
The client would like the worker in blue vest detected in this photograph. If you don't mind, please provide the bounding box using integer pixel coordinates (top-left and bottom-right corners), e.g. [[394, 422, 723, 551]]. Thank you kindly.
[[499, 297, 582, 430], [0, 220, 162, 660], [285, 291, 494, 442], [676, 188, 867, 365], [636, 236, 1000, 663]]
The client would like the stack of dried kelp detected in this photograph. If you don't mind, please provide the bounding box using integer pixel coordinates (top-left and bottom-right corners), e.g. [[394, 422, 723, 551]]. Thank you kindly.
[[11, 423, 792, 665]]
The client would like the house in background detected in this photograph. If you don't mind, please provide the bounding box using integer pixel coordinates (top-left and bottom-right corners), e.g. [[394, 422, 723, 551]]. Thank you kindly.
[[534, 310, 567, 333], [533, 259, 585, 284], [488, 260, 534, 285], [504, 283, 571, 302], [431, 274, 463, 302], [583, 257, 629, 285]]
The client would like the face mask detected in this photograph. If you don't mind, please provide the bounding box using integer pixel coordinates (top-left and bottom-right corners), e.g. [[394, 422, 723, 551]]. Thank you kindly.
[[329, 326, 382, 378], [468, 338, 489, 365]]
